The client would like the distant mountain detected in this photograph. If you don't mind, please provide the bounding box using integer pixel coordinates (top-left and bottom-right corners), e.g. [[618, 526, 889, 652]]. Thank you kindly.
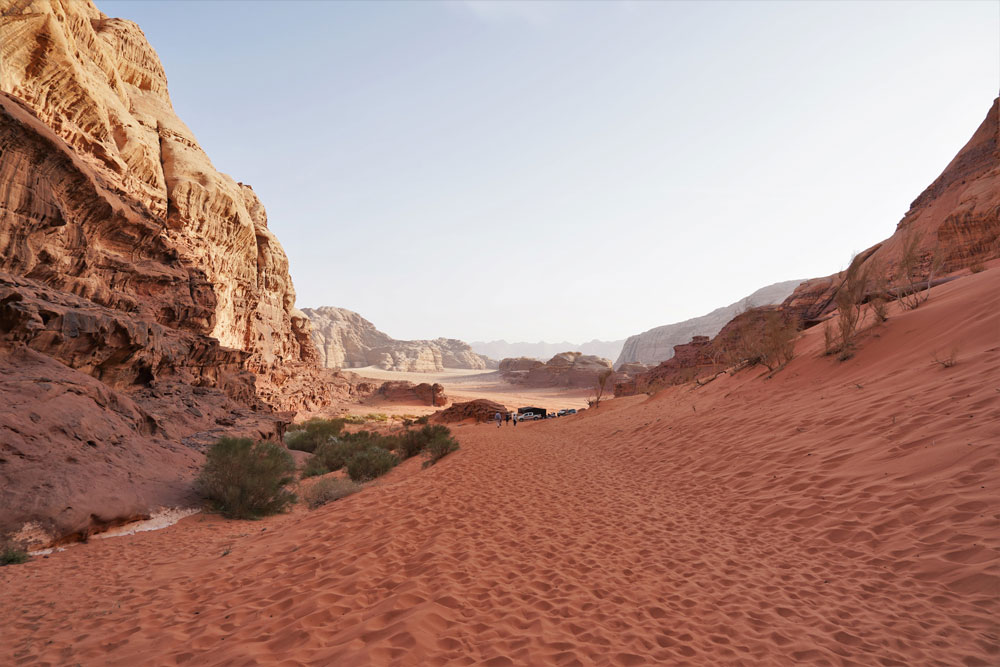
[[304, 307, 497, 372], [615, 280, 804, 368], [471, 339, 626, 363]]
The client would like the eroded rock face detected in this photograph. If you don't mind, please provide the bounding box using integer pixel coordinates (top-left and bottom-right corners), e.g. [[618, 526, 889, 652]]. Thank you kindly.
[[375, 381, 447, 407], [0, 0, 316, 380], [433, 399, 507, 423], [501, 352, 613, 388], [0, 2, 357, 545], [783, 98, 1000, 324], [303, 306, 496, 372], [615, 280, 803, 368]]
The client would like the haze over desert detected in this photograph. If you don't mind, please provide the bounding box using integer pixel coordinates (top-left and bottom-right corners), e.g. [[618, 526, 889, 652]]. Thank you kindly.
[[1, 1, 998, 666]]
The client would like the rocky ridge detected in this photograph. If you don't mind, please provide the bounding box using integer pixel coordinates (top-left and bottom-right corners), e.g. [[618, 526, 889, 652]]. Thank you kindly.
[[782, 98, 999, 323], [303, 306, 496, 372], [615, 279, 803, 368]]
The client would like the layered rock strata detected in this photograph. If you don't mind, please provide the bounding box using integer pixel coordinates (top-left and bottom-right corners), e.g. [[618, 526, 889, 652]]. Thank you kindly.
[[0, 2, 356, 545], [304, 306, 496, 372]]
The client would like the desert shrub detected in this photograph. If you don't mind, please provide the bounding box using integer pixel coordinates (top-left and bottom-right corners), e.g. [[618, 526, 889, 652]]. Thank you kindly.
[[398, 424, 453, 459], [301, 456, 329, 479], [311, 438, 373, 474], [1, 544, 29, 566], [422, 428, 460, 467], [284, 418, 345, 453], [724, 308, 798, 372], [969, 260, 985, 273], [416, 415, 429, 425], [197, 438, 296, 519], [364, 413, 389, 423], [823, 321, 837, 356], [867, 259, 890, 323], [305, 478, 362, 509], [833, 255, 869, 360], [932, 347, 959, 369], [346, 447, 399, 482], [897, 231, 945, 310], [343, 414, 366, 425], [589, 369, 614, 408]]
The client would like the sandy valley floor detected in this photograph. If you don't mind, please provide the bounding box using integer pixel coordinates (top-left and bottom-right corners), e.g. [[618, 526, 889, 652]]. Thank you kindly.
[[1, 269, 997, 666]]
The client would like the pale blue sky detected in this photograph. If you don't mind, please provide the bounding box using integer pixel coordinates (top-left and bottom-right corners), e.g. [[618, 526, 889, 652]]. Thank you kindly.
[[101, 0, 999, 342]]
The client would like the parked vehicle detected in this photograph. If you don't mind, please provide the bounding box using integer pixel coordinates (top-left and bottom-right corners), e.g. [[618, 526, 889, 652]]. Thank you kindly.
[[519, 413, 541, 421]]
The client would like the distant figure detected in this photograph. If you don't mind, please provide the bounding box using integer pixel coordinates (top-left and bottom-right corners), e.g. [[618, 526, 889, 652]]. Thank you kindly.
[[505, 412, 511, 425], [513, 413, 518, 427], [495, 412, 502, 428]]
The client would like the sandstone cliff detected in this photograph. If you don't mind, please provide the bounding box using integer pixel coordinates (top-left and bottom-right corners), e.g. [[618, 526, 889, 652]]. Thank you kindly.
[[303, 306, 496, 372], [0, 1, 355, 545], [614, 280, 803, 368], [782, 98, 1000, 323]]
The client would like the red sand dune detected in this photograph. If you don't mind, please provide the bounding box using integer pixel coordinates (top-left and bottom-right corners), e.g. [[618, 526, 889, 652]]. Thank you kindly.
[[1, 268, 997, 665]]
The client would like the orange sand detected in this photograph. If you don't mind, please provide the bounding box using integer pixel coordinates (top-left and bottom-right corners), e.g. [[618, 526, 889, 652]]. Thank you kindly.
[[2, 269, 997, 665]]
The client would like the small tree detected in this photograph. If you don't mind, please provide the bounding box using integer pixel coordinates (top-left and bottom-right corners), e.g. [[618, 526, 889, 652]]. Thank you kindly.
[[590, 369, 614, 408], [197, 438, 297, 519]]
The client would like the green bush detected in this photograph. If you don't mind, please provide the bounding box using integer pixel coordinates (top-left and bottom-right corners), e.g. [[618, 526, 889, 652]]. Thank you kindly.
[[305, 478, 362, 509], [364, 413, 389, 423], [399, 424, 453, 459], [423, 429, 460, 467], [1, 544, 29, 566], [346, 447, 399, 482], [197, 438, 297, 519], [415, 415, 429, 425], [343, 414, 366, 424], [284, 418, 345, 453]]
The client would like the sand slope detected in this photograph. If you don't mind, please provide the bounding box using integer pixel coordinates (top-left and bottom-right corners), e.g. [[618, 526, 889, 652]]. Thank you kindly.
[[2, 269, 997, 665]]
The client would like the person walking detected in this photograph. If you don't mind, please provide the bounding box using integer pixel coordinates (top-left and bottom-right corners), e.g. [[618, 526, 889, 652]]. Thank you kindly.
[[513, 413, 518, 427], [505, 412, 511, 426], [495, 412, 502, 428]]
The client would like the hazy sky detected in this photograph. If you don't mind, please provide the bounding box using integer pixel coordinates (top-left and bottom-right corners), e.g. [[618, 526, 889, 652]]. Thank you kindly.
[[101, 0, 998, 342]]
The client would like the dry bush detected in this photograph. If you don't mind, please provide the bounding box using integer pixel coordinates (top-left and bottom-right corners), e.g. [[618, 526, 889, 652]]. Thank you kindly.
[[897, 230, 945, 310], [823, 321, 837, 356], [724, 308, 798, 372], [866, 259, 890, 323], [932, 347, 959, 369], [833, 254, 870, 360], [305, 478, 362, 509], [969, 260, 985, 273]]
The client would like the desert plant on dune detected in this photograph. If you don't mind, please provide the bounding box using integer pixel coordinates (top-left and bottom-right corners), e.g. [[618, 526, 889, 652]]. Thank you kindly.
[[1, 544, 30, 566], [867, 259, 890, 323], [897, 230, 945, 310], [723, 308, 798, 372], [305, 478, 362, 509], [197, 438, 297, 519], [346, 447, 399, 482], [284, 418, 345, 453], [422, 429, 460, 467], [833, 255, 870, 360], [932, 347, 959, 369], [589, 369, 614, 408]]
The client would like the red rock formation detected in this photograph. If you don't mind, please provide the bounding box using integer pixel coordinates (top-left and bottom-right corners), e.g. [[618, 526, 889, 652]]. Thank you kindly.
[[433, 399, 507, 424], [0, 2, 363, 546], [375, 381, 447, 407], [501, 352, 613, 387], [783, 98, 999, 324]]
